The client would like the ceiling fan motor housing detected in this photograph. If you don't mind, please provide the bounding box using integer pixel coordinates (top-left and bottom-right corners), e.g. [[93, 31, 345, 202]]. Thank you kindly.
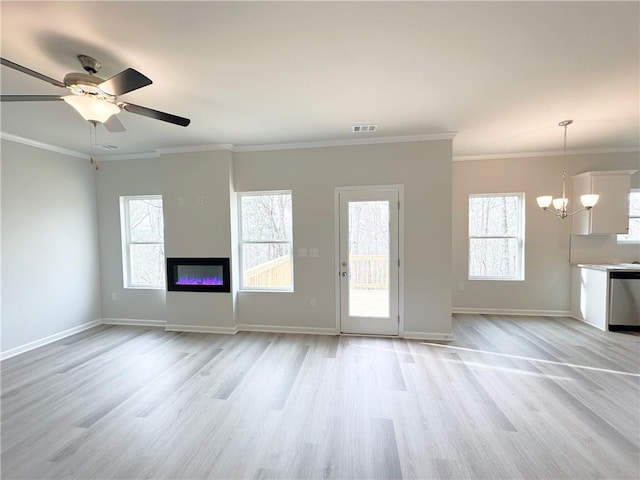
[[63, 72, 114, 100]]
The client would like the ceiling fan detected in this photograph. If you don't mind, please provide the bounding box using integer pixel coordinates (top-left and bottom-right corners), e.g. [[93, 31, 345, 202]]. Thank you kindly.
[[0, 54, 190, 132]]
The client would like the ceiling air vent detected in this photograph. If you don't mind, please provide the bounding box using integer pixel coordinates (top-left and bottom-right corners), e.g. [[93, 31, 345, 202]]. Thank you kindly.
[[96, 144, 119, 150], [352, 124, 377, 133]]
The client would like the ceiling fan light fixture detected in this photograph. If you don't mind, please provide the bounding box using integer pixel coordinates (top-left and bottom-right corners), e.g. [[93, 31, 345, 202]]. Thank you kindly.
[[63, 95, 120, 123]]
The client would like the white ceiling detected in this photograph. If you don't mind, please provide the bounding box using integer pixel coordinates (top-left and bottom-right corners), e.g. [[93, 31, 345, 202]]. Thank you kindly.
[[1, 1, 639, 159]]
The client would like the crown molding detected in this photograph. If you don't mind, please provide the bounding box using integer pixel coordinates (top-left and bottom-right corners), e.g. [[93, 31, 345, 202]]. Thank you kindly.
[[154, 133, 457, 155], [4, 129, 635, 162], [155, 144, 235, 155], [453, 146, 640, 162], [97, 133, 457, 159], [233, 133, 457, 152], [95, 152, 160, 161], [0, 132, 87, 159]]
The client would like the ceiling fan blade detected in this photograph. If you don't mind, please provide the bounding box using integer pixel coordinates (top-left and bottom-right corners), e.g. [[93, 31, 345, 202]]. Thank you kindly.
[[1, 57, 66, 88], [99, 68, 152, 96], [1, 95, 62, 102], [103, 115, 126, 133], [121, 102, 190, 127]]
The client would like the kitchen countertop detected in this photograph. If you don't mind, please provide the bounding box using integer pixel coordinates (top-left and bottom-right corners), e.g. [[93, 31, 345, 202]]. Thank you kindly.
[[576, 263, 640, 272]]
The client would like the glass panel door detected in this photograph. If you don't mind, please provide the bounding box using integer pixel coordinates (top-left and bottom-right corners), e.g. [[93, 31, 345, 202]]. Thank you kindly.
[[348, 201, 390, 318], [338, 189, 399, 335]]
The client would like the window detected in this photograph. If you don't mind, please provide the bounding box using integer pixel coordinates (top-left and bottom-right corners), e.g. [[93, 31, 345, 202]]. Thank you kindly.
[[468, 193, 525, 280], [120, 195, 165, 288], [238, 191, 293, 291], [617, 189, 640, 243]]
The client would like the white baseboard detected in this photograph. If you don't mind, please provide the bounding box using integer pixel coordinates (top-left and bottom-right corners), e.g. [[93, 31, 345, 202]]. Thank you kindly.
[[100, 319, 336, 336], [452, 307, 572, 317], [101, 318, 166, 328], [571, 315, 607, 332], [165, 323, 238, 334], [403, 331, 454, 341], [0, 319, 102, 361], [1, 318, 459, 361], [236, 324, 337, 336]]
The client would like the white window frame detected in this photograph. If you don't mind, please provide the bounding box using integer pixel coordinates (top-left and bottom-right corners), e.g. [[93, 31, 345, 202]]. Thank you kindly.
[[238, 190, 294, 292], [120, 195, 165, 289], [617, 189, 640, 244], [468, 192, 525, 281]]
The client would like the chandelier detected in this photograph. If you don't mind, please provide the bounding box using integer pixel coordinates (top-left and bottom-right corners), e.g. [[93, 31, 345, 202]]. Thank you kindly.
[[536, 120, 599, 218]]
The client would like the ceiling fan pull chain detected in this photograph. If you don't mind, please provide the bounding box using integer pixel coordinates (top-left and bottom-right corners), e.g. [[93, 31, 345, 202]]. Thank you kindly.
[[89, 121, 99, 171]]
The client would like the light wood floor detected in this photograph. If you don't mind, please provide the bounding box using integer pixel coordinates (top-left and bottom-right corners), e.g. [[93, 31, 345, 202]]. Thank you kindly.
[[1, 314, 639, 479]]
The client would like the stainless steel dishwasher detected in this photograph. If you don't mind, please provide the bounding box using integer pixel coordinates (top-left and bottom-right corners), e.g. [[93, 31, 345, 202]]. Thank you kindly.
[[609, 271, 640, 329]]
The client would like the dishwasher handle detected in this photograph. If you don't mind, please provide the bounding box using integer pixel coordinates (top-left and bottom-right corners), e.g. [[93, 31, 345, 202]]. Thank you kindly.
[[610, 271, 640, 279]]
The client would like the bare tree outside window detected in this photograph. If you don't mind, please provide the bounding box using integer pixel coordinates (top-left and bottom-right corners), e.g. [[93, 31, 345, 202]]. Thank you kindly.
[[469, 194, 524, 280], [348, 200, 390, 317], [121, 196, 165, 288], [239, 192, 293, 290]]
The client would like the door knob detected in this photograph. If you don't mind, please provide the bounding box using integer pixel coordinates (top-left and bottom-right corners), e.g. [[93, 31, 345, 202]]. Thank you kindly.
[[341, 272, 348, 277]]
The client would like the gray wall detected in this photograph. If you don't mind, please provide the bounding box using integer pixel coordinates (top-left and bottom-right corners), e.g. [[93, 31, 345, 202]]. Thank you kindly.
[[94, 140, 453, 337], [161, 150, 235, 331], [1, 140, 102, 353], [452, 151, 640, 313], [95, 158, 167, 321], [233, 141, 453, 336], [3, 135, 636, 356]]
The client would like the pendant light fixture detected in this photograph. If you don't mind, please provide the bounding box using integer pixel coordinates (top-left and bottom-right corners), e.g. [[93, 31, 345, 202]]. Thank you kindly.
[[536, 120, 599, 218]]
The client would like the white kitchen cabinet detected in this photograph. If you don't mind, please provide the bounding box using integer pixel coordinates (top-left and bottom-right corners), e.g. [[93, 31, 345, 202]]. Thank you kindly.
[[572, 170, 636, 235], [571, 266, 609, 331]]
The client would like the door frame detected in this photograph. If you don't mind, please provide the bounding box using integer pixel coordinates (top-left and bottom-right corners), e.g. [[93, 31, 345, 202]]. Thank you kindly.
[[334, 184, 405, 336]]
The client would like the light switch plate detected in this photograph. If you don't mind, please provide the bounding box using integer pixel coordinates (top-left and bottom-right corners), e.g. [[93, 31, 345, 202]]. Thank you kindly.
[[310, 248, 320, 258], [298, 248, 308, 257]]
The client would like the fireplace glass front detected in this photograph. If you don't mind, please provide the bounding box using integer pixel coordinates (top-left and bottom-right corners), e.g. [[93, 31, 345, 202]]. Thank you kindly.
[[167, 258, 230, 292]]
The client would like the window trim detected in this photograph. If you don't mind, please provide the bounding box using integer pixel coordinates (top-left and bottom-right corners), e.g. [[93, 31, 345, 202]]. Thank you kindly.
[[468, 192, 525, 281], [237, 190, 294, 292], [120, 195, 165, 289], [617, 188, 640, 244]]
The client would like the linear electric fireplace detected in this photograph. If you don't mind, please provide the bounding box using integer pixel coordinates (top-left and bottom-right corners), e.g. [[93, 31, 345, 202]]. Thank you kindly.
[[167, 258, 231, 292]]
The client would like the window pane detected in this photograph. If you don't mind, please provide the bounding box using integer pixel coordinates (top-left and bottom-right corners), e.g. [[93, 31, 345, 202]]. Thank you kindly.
[[469, 196, 518, 237], [629, 218, 640, 240], [618, 218, 640, 243], [629, 191, 640, 216], [241, 193, 292, 241], [128, 198, 164, 242], [130, 244, 165, 286], [348, 201, 390, 318], [469, 238, 518, 278], [242, 243, 292, 289], [617, 191, 640, 243]]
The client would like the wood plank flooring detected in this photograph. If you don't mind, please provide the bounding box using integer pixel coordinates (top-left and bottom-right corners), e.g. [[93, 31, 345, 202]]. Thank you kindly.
[[1, 314, 639, 479]]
